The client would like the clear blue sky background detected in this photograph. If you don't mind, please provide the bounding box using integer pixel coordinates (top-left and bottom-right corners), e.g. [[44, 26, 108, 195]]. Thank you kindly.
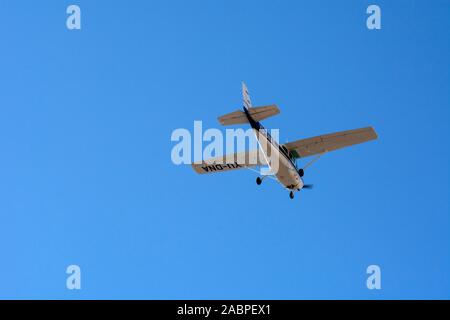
[[0, 0, 449, 299]]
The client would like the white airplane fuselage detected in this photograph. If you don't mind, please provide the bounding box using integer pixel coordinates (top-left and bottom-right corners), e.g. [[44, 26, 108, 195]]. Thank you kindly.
[[245, 108, 304, 191]]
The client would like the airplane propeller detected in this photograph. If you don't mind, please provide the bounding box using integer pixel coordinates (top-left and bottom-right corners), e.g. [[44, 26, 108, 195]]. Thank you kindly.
[[302, 184, 314, 190]]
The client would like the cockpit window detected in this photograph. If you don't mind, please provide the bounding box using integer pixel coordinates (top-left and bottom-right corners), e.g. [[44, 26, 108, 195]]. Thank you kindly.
[[281, 145, 296, 165]]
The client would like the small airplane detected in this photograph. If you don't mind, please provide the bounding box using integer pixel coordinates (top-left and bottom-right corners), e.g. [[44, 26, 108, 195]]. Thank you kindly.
[[192, 83, 378, 199]]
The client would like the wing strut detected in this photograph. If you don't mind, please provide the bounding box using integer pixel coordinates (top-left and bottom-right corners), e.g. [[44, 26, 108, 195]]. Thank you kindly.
[[303, 152, 326, 171], [245, 166, 278, 182]]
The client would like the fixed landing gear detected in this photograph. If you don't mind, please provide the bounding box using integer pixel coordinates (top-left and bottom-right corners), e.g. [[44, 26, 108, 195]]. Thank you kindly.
[[256, 177, 262, 185], [289, 191, 295, 199], [298, 168, 304, 177]]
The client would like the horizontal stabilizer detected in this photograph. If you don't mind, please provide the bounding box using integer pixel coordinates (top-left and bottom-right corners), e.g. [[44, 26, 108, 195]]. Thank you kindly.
[[218, 110, 248, 126], [218, 105, 280, 126], [248, 105, 280, 122]]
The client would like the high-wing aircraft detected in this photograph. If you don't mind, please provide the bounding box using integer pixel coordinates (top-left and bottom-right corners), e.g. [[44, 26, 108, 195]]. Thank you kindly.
[[192, 83, 378, 199]]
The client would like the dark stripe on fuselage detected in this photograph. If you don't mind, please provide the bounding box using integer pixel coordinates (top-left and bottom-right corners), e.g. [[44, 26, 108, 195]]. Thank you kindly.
[[243, 107, 297, 170]]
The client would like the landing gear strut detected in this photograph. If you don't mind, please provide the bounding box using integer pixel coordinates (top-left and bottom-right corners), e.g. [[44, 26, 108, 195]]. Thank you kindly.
[[256, 177, 262, 185], [289, 191, 295, 199]]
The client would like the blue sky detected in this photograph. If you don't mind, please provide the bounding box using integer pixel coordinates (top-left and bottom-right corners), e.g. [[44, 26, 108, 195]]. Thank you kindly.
[[0, 0, 449, 299]]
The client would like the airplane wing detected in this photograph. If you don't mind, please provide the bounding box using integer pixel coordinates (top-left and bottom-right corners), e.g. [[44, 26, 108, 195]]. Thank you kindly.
[[191, 150, 267, 174], [284, 127, 378, 158]]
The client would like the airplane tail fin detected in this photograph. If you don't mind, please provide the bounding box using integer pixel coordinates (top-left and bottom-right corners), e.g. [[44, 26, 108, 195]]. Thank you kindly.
[[242, 82, 252, 110]]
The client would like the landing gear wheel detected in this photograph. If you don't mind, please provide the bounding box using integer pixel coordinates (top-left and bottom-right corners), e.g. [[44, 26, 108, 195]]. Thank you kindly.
[[298, 169, 304, 177], [289, 191, 295, 199], [256, 177, 262, 185]]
